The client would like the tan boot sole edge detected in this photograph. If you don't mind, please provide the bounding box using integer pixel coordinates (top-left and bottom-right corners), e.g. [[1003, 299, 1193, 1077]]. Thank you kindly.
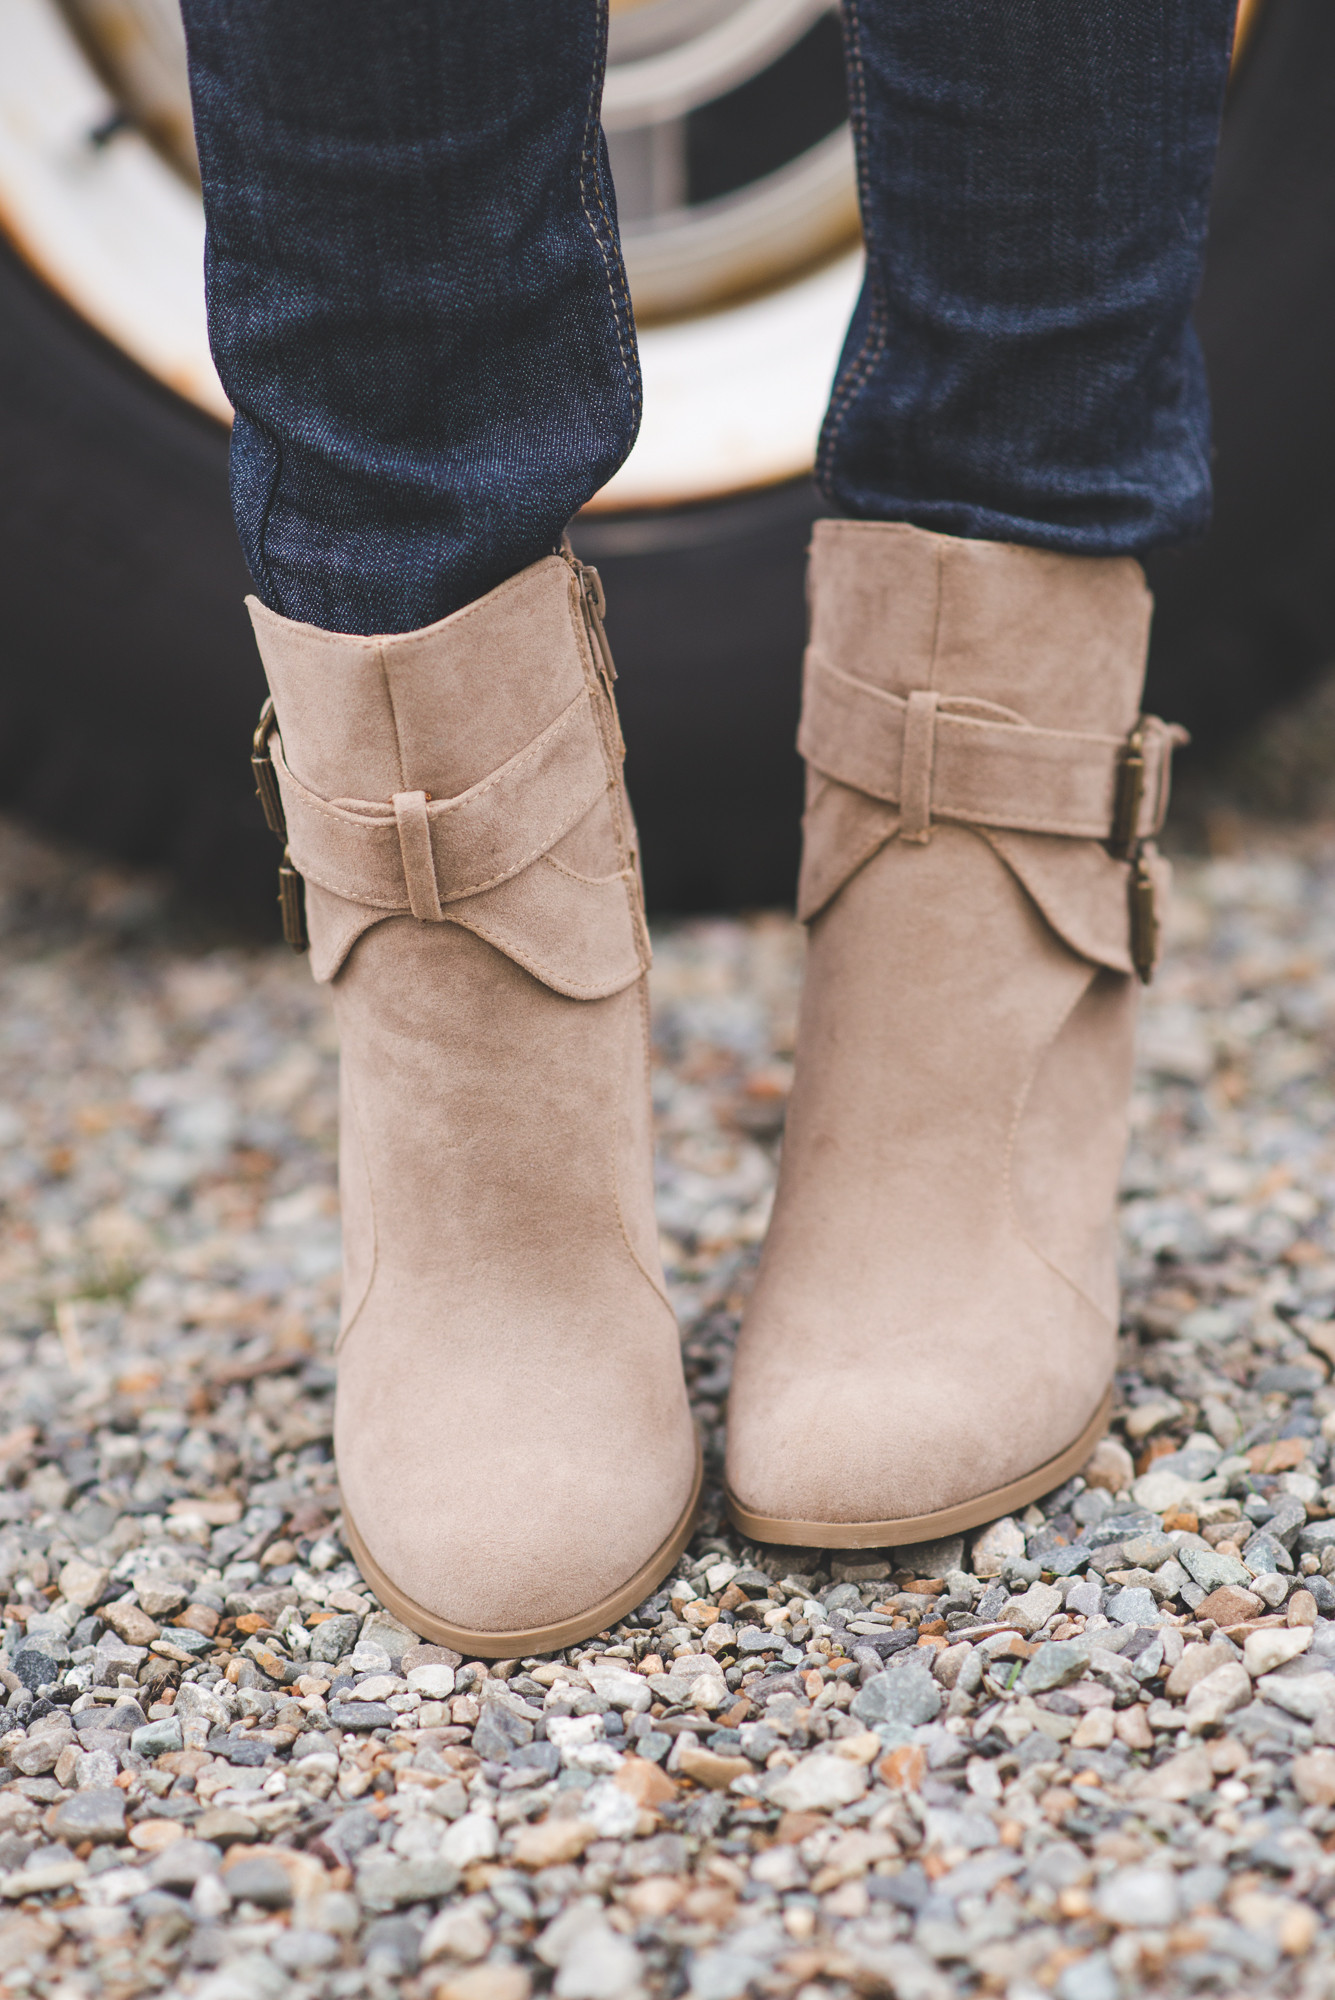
[[724, 1386, 1113, 1551], [340, 1442, 703, 1661]]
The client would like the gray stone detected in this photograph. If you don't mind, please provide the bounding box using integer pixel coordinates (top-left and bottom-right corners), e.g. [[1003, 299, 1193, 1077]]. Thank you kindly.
[[1297, 1521, 1335, 1560], [851, 1662, 941, 1731], [1056, 1952, 1120, 2000], [93, 1636, 146, 1679], [131, 1717, 183, 1758], [356, 1853, 460, 1911], [174, 1684, 228, 1731], [1104, 1587, 1165, 1627], [971, 1518, 1026, 1578], [1118, 1535, 1175, 1571], [554, 1921, 644, 2000], [309, 1615, 360, 1663], [1000, 1581, 1062, 1635], [150, 1840, 223, 1890], [1243, 1534, 1293, 1575], [9, 1729, 72, 1778], [1257, 1673, 1335, 1723], [1264, 1496, 1309, 1548], [1065, 1579, 1104, 1620], [357, 1615, 417, 1664], [272, 1929, 342, 1973], [1185, 1661, 1253, 1734], [473, 1704, 534, 1762], [328, 1701, 395, 1731], [134, 1579, 187, 1619], [45, 1789, 125, 1845], [1021, 1641, 1092, 1694], [765, 1753, 867, 1814], [223, 1855, 293, 1908], [896, 1536, 965, 1578], [1095, 1866, 1181, 1928], [10, 1651, 59, 1695], [1179, 1545, 1253, 1593]]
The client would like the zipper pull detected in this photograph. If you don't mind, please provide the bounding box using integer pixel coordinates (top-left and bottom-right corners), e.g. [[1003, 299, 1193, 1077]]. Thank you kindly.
[[573, 559, 625, 758], [576, 562, 617, 688]]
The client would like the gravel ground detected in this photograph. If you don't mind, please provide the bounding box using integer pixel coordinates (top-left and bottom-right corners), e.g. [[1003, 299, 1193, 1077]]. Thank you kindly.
[[6, 811, 1335, 2000]]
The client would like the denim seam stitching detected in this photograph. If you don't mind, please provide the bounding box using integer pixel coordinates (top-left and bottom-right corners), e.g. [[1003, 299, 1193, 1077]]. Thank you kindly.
[[239, 407, 287, 617], [577, 0, 640, 432], [816, 0, 887, 494]]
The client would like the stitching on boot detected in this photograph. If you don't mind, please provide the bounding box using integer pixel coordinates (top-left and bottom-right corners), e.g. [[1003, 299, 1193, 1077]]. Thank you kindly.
[[899, 690, 939, 844], [379, 640, 410, 795], [441, 911, 644, 1002]]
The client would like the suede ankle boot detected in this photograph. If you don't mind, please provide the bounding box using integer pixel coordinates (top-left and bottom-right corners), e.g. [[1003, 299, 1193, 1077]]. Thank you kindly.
[[726, 521, 1182, 1548], [248, 554, 699, 1653]]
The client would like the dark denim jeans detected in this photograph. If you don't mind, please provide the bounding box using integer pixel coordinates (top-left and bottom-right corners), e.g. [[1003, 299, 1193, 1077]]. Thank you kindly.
[[180, 0, 1235, 637]]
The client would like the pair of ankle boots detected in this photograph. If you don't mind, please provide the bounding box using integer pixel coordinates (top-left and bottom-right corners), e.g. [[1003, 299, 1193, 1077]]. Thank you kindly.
[[248, 520, 1180, 1656]]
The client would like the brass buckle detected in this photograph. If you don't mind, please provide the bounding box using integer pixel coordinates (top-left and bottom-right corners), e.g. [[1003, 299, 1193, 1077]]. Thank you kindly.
[[1107, 720, 1159, 984], [251, 697, 308, 953], [277, 849, 308, 954], [1109, 721, 1146, 862], [251, 697, 287, 840], [1129, 850, 1158, 986]]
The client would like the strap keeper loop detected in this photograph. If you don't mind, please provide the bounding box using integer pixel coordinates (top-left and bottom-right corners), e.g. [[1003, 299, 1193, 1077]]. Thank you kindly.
[[393, 790, 445, 922], [899, 690, 939, 844]]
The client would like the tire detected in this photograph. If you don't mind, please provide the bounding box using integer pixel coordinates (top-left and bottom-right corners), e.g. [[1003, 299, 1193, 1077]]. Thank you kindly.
[[1141, 0, 1335, 750], [0, 0, 1332, 924]]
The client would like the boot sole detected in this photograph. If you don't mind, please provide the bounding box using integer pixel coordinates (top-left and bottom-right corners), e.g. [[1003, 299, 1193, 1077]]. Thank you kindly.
[[724, 1385, 1112, 1550], [340, 1442, 703, 1660]]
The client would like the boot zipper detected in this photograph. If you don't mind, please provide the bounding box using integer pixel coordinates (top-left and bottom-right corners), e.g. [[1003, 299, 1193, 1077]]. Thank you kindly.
[[570, 556, 625, 759]]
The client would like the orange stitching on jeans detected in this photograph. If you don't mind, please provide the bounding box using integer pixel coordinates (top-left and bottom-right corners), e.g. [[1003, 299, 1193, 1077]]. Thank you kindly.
[[577, 0, 641, 436]]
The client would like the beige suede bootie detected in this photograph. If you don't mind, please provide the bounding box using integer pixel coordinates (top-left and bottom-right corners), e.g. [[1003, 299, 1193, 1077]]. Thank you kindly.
[[726, 521, 1181, 1548], [248, 555, 699, 1654]]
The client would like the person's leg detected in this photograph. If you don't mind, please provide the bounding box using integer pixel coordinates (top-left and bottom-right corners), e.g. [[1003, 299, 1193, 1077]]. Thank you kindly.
[[180, 0, 698, 1652], [727, 2, 1234, 1545], [180, 0, 640, 635], [818, 0, 1235, 553]]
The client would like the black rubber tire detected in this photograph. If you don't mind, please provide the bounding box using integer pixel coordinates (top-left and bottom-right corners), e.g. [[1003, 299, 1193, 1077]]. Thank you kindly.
[[1141, 0, 1335, 750], [0, 0, 1332, 923]]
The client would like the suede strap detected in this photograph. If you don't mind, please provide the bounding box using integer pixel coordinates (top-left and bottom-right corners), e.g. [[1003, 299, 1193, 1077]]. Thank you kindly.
[[269, 686, 609, 913], [799, 653, 1180, 843]]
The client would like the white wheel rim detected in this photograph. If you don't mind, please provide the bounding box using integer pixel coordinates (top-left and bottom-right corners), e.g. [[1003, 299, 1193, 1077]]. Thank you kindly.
[[0, 0, 860, 509]]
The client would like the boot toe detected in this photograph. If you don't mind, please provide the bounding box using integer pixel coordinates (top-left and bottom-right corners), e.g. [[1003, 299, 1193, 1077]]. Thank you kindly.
[[336, 1363, 699, 1646], [726, 1334, 1107, 1535]]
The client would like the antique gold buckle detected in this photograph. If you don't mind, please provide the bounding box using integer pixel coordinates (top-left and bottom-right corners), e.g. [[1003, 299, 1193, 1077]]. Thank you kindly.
[[1109, 721, 1157, 985], [251, 697, 308, 953], [1109, 721, 1147, 862]]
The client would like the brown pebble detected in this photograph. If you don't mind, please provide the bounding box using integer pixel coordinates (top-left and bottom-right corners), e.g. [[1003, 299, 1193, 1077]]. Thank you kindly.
[[614, 1756, 677, 1809], [176, 1604, 219, 1638], [675, 1740, 751, 1792], [510, 1818, 595, 1870], [1192, 1586, 1264, 1629], [1248, 1439, 1309, 1474], [1288, 1590, 1318, 1628], [1292, 1749, 1335, 1807], [876, 1744, 927, 1792], [1114, 1706, 1154, 1752], [1082, 1437, 1134, 1493]]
